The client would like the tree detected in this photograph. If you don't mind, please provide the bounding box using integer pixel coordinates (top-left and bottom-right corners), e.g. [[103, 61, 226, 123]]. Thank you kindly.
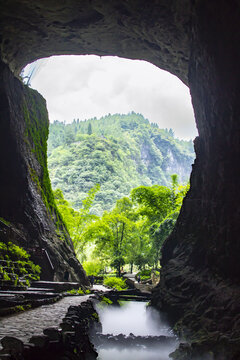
[[82, 259, 103, 276], [53, 184, 100, 261], [54, 174, 189, 272], [83, 202, 137, 276], [130, 180, 189, 268], [131, 185, 173, 224], [87, 123, 93, 135], [65, 126, 75, 145], [72, 183, 100, 258]]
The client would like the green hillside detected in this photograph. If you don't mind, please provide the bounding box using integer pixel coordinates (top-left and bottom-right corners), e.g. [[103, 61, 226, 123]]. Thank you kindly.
[[47, 112, 195, 215]]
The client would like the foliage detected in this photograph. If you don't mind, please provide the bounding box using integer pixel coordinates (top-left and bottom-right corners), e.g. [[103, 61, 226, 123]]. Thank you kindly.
[[91, 312, 99, 320], [83, 198, 139, 275], [0, 217, 11, 226], [67, 288, 85, 295], [14, 304, 32, 313], [54, 175, 189, 271], [54, 184, 100, 261], [140, 276, 151, 281], [129, 175, 189, 267], [23, 87, 70, 245], [103, 277, 128, 291], [48, 114, 192, 270], [0, 242, 29, 260], [100, 296, 113, 306], [48, 113, 194, 214], [66, 288, 91, 295], [0, 242, 41, 287], [131, 185, 173, 224], [82, 259, 103, 276], [137, 269, 152, 278]]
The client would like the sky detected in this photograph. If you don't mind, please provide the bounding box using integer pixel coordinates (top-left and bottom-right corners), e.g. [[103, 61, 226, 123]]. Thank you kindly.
[[23, 55, 198, 140]]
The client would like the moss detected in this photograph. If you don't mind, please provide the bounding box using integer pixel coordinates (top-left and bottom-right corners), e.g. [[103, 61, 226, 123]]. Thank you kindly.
[[91, 312, 99, 321], [22, 87, 70, 243], [0, 242, 41, 286], [101, 296, 113, 305], [0, 217, 11, 226], [14, 304, 31, 313]]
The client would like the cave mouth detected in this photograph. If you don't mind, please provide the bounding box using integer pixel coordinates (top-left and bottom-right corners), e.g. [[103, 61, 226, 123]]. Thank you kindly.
[[20, 54, 197, 270]]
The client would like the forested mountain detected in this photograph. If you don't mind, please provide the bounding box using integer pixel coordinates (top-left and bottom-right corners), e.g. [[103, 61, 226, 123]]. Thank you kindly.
[[47, 112, 195, 215]]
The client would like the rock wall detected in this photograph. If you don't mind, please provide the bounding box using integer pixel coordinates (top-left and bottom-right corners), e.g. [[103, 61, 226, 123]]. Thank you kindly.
[[0, 59, 88, 284], [152, 1, 240, 359], [0, 0, 190, 83]]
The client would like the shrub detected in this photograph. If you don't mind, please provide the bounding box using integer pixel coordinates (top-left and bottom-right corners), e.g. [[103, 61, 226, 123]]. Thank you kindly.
[[101, 296, 113, 305], [66, 288, 93, 295], [103, 277, 127, 291], [82, 259, 102, 276], [0, 242, 41, 287], [67, 288, 84, 295], [140, 275, 151, 281], [137, 269, 151, 277], [136, 269, 152, 280]]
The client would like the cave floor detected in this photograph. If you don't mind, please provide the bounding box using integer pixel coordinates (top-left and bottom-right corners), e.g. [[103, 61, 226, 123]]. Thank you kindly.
[[0, 285, 107, 347], [0, 295, 89, 346]]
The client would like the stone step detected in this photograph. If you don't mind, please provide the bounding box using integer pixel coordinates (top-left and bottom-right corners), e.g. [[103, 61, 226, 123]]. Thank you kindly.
[[0, 293, 17, 298], [0, 285, 27, 291], [31, 281, 81, 292], [0, 290, 59, 299], [110, 295, 150, 302], [27, 287, 55, 292], [104, 289, 152, 302]]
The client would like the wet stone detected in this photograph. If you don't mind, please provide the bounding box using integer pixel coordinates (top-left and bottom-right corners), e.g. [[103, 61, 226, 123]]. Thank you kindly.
[[1, 336, 24, 353], [43, 327, 61, 341], [29, 335, 49, 348], [0, 295, 89, 345], [0, 355, 12, 360]]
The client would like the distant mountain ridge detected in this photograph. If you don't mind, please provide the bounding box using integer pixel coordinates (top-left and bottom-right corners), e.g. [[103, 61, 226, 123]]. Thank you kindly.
[[47, 112, 195, 214]]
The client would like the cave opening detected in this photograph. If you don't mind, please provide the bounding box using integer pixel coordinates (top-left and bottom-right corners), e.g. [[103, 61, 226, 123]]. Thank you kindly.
[[21, 54, 197, 271]]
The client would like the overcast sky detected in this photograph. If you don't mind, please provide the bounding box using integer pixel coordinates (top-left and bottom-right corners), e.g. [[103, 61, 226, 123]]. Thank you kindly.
[[24, 55, 198, 140]]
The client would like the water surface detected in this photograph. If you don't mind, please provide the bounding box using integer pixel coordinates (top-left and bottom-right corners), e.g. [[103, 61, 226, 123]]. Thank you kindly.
[[95, 301, 177, 360]]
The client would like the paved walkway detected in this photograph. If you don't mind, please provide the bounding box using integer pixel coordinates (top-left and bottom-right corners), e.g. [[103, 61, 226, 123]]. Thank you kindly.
[[0, 285, 107, 346], [123, 273, 153, 293], [0, 295, 89, 345]]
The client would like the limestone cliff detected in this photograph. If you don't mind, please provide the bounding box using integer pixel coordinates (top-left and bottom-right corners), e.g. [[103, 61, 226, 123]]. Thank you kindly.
[[0, 60, 88, 284]]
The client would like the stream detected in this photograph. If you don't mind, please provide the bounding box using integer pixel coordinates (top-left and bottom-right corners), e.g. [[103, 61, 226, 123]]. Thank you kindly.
[[94, 301, 178, 360], [0, 290, 178, 359]]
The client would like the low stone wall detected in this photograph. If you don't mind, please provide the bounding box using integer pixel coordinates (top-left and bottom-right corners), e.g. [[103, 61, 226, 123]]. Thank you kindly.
[[0, 300, 100, 360]]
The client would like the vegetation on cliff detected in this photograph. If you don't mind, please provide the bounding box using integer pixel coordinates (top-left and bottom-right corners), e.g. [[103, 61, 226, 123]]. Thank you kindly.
[[48, 112, 194, 215], [0, 242, 41, 288]]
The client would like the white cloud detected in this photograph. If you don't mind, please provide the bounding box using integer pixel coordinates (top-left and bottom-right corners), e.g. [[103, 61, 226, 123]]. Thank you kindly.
[[25, 55, 198, 140]]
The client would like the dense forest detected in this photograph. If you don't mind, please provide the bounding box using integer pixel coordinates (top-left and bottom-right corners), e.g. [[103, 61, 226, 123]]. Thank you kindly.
[[54, 176, 189, 274], [48, 112, 195, 215]]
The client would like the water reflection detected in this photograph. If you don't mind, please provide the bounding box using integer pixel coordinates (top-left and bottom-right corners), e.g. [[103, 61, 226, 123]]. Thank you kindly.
[[98, 347, 175, 360], [95, 301, 177, 360], [97, 301, 172, 336]]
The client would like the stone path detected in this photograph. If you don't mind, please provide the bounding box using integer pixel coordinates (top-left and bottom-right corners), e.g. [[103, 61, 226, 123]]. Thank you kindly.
[[123, 273, 153, 293], [0, 295, 89, 345], [0, 285, 107, 347]]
